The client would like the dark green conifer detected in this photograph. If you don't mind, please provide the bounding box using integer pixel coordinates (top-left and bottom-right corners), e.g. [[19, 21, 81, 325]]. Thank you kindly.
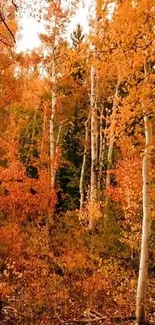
[[71, 24, 84, 48]]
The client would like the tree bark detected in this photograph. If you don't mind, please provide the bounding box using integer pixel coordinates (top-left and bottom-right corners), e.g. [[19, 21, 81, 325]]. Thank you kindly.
[[50, 59, 57, 189], [90, 65, 98, 228], [40, 103, 47, 160], [80, 112, 90, 210], [89, 0, 102, 228], [98, 106, 107, 196], [136, 115, 152, 325], [104, 81, 119, 226]]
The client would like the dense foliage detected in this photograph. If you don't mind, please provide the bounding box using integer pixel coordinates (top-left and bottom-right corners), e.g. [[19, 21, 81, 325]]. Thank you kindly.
[[0, 1, 155, 324]]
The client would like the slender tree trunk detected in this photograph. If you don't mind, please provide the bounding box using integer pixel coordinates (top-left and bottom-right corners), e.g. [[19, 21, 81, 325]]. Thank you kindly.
[[98, 106, 106, 196], [136, 115, 152, 325], [56, 122, 62, 148], [105, 81, 119, 188], [90, 65, 98, 228], [40, 103, 47, 160], [80, 112, 90, 210], [89, 0, 102, 228], [104, 81, 119, 226], [50, 59, 56, 189]]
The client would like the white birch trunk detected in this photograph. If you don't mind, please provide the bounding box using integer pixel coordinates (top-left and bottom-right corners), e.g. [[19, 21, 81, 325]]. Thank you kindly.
[[56, 122, 62, 148], [105, 81, 119, 189], [98, 106, 106, 195], [50, 59, 56, 189], [89, 65, 98, 228], [40, 104, 47, 160], [136, 115, 152, 325], [80, 113, 90, 210], [89, 0, 102, 228], [104, 82, 119, 225], [90, 65, 98, 200]]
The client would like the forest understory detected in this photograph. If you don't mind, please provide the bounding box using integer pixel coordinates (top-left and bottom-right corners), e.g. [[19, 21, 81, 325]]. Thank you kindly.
[[0, 0, 155, 324]]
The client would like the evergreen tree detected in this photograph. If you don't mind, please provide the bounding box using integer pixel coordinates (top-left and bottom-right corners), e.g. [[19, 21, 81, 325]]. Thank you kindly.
[[71, 23, 84, 48], [56, 25, 88, 211]]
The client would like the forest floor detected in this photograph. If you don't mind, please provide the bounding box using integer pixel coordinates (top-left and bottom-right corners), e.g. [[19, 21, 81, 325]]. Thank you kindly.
[[1, 308, 155, 324]]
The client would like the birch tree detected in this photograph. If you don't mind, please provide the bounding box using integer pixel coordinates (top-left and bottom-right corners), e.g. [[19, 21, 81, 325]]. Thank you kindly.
[[136, 61, 153, 324], [90, 65, 98, 206], [98, 106, 105, 195], [104, 80, 119, 226], [40, 1, 70, 189], [79, 112, 90, 210], [50, 58, 57, 189], [136, 114, 152, 325], [89, 0, 102, 228]]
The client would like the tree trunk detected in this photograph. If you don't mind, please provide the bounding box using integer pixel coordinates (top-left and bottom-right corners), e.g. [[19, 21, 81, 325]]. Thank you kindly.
[[104, 81, 119, 226], [50, 59, 56, 189], [40, 103, 47, 160], [88, 0, 103, 228], [90, 65, 98, 228], [79, 112, 90, 210], [136, 115, 152, 325], [98, 106, 105, 195]]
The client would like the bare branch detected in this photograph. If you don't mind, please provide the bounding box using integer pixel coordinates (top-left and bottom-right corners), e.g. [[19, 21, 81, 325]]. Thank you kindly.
[[149, 282, 155, 287], [11, 0, 18, 11], [0, 12, 16, 43], [62, 314, 136, 324], [0, 37, 12, 47]]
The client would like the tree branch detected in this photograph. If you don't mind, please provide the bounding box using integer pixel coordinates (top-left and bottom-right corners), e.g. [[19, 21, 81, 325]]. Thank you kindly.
[[11, 0, 18, 11], [62, 314, 136, 324], [0, 37, 12, 47], [0, 12, 16, 43]]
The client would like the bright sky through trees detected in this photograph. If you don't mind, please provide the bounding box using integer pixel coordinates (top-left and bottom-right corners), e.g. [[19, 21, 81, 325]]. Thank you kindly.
[[17, 0, 90, 51]]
